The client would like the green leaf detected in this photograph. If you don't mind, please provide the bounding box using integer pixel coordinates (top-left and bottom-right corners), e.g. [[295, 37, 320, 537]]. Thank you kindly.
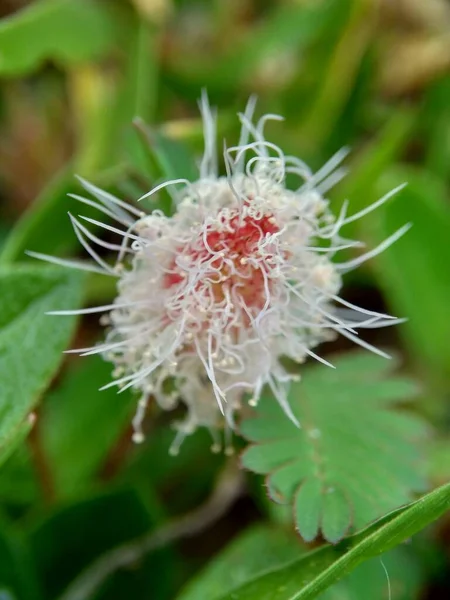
[[167, 0, 346, 95], [0, 446, 40, 509], [0, 166, 75, 264], [178, 524, 423, 600], [27, 487, 174, 600], [0, 524, 42, 600], [177, 525, 305, 600], [133, 121, 198, 182], [124, 426, 225, 513], [132, 121, 198, 214], [334, 109, 415, 215], [228, 0, 346, 89], [321, 545, 423, 600], [372, 167, 450, 382], [40, 356, 134, 499], [0, 266, 85, 467], [301, 0, 374, 149], [423, 76, 450, 182], [241, 352, 427, 542], [217, 481, 450, 600], [0, 0, 117, 76], [73, 12, 159, 176]]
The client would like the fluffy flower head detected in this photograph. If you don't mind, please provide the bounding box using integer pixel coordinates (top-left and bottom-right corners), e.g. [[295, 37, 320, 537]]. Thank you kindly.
[[38, 94, 408, 453]]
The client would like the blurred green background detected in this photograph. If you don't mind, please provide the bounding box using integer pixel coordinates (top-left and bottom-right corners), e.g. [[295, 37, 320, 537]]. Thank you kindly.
[[1, 0, 450, 598]]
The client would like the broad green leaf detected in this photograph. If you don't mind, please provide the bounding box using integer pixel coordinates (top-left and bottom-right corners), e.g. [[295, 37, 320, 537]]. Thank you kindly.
[[27, 487, 175, 600], [372, 167, 450, 381], [178, 525, 422, 600], [241, 352, 427, 542], [0, 0, 117, 76], [40, 356, 134, 499], [0, 266, 85, 467], [217, 481, 450, 600]]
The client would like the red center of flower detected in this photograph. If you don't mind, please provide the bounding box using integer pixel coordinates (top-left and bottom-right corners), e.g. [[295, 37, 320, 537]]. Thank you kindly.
[[164, 211, 280, 312]]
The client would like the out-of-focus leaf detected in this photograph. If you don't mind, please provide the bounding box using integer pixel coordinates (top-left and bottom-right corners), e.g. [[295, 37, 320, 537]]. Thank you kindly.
[[72, 13, 159, 176], [429, 439, 450, 485], [167, 0, 346, 94], [423, 77, 450, 182], [216, 482, 450, 600], [0, 0, 117, 76], [336, 109, 415, 207], [0, 447, 40, 509], [372, 167, 450, 381], [0, 164, 127, 264], [177, 525, 305, 600], [228, 0, 346, 89], [134, 121, 198, 182], [301, 0, 374, 149], [123, 426, 225, 513], [28, 487, 174, 600], [0, 525, 41, 600], [132, 121, 198, 213], [241, 352, 426, 542], [331, 108, 415, 249], [69, 66, 119, 177], [0, 266, 85, 467], [0, 166, 75, 264], [40, 356, 134, 499], [178, 524, 423, 600], [117, 17, 158, 138]]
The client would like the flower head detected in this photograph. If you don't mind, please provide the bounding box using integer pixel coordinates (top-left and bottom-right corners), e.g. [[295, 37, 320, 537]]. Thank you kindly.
[[35, 93, 408, 454]]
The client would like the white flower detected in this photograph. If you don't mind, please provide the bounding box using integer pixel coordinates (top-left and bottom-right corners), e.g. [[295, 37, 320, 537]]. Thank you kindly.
[[32, 93, 409, 454]]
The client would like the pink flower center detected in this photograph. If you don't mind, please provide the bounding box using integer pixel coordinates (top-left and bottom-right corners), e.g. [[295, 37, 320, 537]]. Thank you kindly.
[[164, 210, 281, 314]]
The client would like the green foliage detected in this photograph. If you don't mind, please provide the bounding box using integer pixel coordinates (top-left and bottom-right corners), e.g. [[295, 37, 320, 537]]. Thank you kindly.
[[27, 486, 175, 600], [216, 481, 450, 600], [178, 524, 423, 600], [0, 0, 117, 76], [0, 266, 85, 467], [0, 166, 77, 264], [177, 525, 305, 600], [0, 0, 449, 598], [241, 352, 427, 542], [0, 526, 40, 600], [40, 356, 134, 499], [372, 168, 450, 382]]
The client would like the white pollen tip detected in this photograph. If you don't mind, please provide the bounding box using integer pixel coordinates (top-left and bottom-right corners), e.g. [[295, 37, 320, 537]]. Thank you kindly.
[[132, 432, 145, 444]]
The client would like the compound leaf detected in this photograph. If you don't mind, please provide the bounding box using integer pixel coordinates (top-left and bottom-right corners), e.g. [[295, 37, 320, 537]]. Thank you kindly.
[[241, 352, 427, 542]]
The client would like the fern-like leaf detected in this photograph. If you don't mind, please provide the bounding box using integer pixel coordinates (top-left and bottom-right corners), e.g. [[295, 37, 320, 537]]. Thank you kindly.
[[240, 352, 428, 543]]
